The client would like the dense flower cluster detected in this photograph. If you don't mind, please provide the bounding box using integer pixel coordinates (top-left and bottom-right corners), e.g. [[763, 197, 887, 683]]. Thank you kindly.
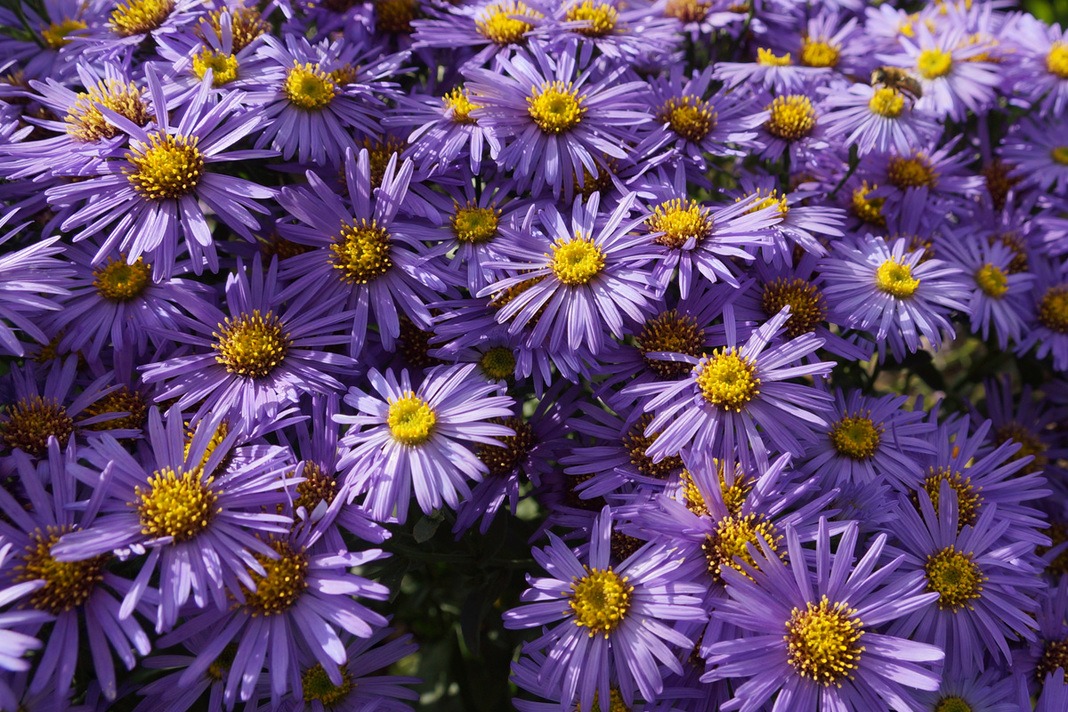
[[0, 0, 1067, 710]]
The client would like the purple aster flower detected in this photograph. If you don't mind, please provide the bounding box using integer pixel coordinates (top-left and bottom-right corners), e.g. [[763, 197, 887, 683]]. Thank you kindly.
[[276, 149, 451, 357], [480, 191, 658, 356], [503, 506, 707, 710], [542, 0, 678, 62], [973, 376, 1066, 480], [1004, 14, 1068, 116], [753, 88, 829, 162], [0, 542, 50, 712], [141, 256, 355, 424], [336, 364, 515, 524], [0, 211, 70, 357], [714, 47, 819, 93], [1012, 574, 1068, 691], [733, 176, 847, 261], [703, 518, 944, 711], [866, 139, 985, 218], [765, 11, 868, 76], [916, 669, 1017, 712], [1018, 257, 1068, 371], [411, 0, 549, 70], [47, 68, 276, 278], [820, 79, 941, 157], [1001, 115, 1068, 195], [820, 234, 970, 362], [82, 0, 203, 56], [1024, 669, 1068, 712], [0, 440, 151, 703], [628, 307, 834, 472], [52, 405, 295, 633], [465, 43, 651, 197]]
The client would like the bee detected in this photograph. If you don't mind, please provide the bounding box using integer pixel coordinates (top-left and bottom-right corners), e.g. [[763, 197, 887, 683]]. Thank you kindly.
[[870, 66, 923, 101]]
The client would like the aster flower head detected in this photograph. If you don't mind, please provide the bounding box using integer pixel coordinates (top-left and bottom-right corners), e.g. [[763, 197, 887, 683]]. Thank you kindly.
[[1003, 14, 1068, 115], [411, 0, 549, 70], [1018, 257, 1068, 371], [0, 211, 71, 357], [1001, 115, 1068, 196], [0, 542, 51, 712], [503, 505, 707, 710], [821, 78, 942, 157], [703, 518, 944, 712]]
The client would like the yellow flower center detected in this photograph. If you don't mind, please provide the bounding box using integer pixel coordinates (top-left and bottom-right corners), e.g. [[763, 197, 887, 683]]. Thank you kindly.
[[765, 95, 816, 141], [785, 596, 865, 686], [1039, 286, 1068, 333], [330, 219, 393, 284], [637, 309, 705, 379], [565, 0, 617, 37], [875, 259, 920, 298], [935, 697, 972, 712], [294, 462, 338, 513], [665, 0, 711, 23], [16, 526, 108, 614], [829, 415, 882, 460], [583, 689, 630, 712], [451, 203, 499, 244], [570, 567, 633, 637], [184, 420, 231, 471], [994, 422, 1047, 474], [657, 95, 717, 142], [756, 47, 792, 66], [527, 81, 586, 134], [126, 133, 204, 200], [1052, 146, 1068, 165], [646, 198, 713, 249], [924, 546, 984, 610], [696, 349, 759, 412], [93, 255, 151, 302], [196, 7, 268, 51], [800, 38, 840, 68], [243, 541, 309, 616], [374, 0, 420, 33], [109, 0, 174, 37], [135, 467, 218, 542], [476, 1, 538, 44], [621, 414, 684, 479], [743, 188, 789, 218], [41, 18, 87, 49], [760, 277, 826, 337], [442, 86, 479, 125], [1, 396, 74, 457], [357, 136, 407, 186], [974, 263, 1008, 298], [550, 235, 605, 285], [83, 386, 149, 432], [65, 79, 151, 143], [387, 393, 437, 446], [478, 346, 516, 381], [703, 513, 781, 581], [213, 310, 291, 379], [477, 416, 535, 476], [1037, 638, 1068, 681], [302, 664, 354, 706], [284, 63, 338, 111], [888, 155, 937, 189], [922, 467, 983, 529], [917, 48, 953, 79], [868, 87, 906, 118], [851, 181, 885, 226], [192, 48, 239, 87], [1047, 43, 1068, 79]]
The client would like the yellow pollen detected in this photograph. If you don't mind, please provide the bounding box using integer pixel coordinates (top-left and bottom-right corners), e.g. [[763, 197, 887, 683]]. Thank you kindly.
[[490, 274, 545, 310], [975, 263, 1008, 298], [294, 462, 338, 513], [800, 38, 840, 68], [1047, 43, 1068, 79], [582, 689, 630, 712], [994, 422, 1047, 474], [917, 48, 953, 79], [703, 513, 781, 581], [357, 136, 407, 186], [743, 188, 789, 218], [887, 155, 937, 189], [925, 546, 984, 610], [476, 1, 538, 45], [477, 416, 535, 476], [756, 47, 792, 65], [83, 386, 148, 432], [665, 0, 711, 24], [765, 95, 816, 141], [451, 202, 499, 244], [637, 309, 705, 379], [196, 7, 268, 51], [569, 567, 633, 637], [621, 414, 683, 479], [330, 219, 393, 284], [851, 181, 885, 226], [785, 596, 865, 686], [829, 415, 882, 460], [284, 62, 338, 111], [93, 255, 151, 302], [16, 526, 108, 614], [760, 278, 826, 337], [387, 393, 437, 446], [646, 198, 713, 249], [718, 467, 753, 517], [1039, 286, 1068, 333], [875, 259, 920, 298], [868, 87, 906, 118], [243, 541, 309, 616], [565, 0, 617, 37], [109, 0, 174, 37], [478, 346, 516, 380], [550, 235, 605, 285], [935, 697, 973, 712], [213, 310, 291, 379], [192, 48, 239, 87], [1052, 147, 1068, 165], [696, 349, 759, 412], [302, 664, 354, 706], [41, 19, 87, 49], [1037, 638, 1068, 681], [184, 420, 231, 470], [135, 467, 218, 542], [678, 469, 708, 516], [657, 95, 717, 142], [1, 396, 74, 457], [65, 79, 151, 143], [125, 132, 204, 200], [921, 467, 983, 529], [527, 81, 586, 134], [375, 0, 420, 33], [442, 86, 479, 124]]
